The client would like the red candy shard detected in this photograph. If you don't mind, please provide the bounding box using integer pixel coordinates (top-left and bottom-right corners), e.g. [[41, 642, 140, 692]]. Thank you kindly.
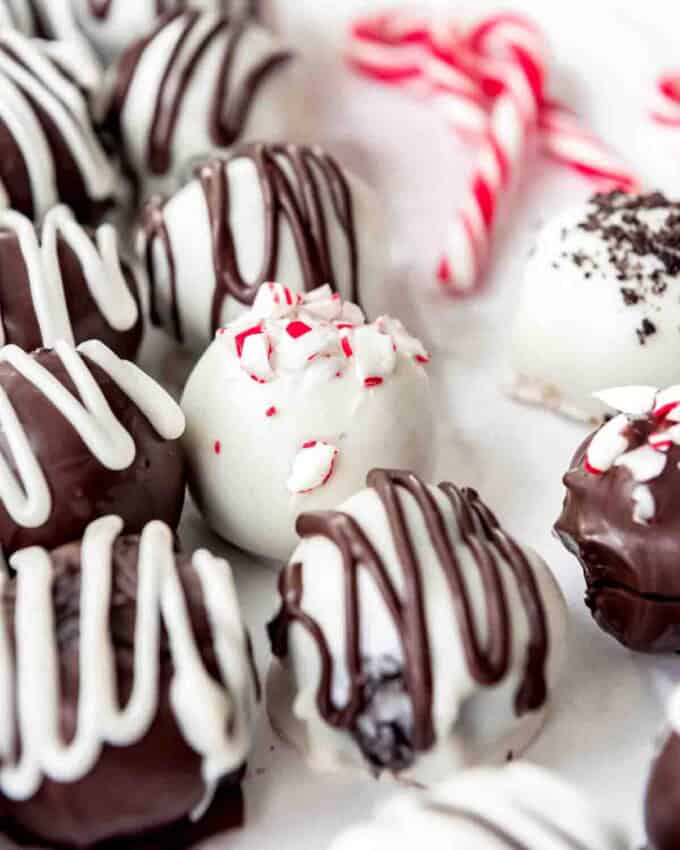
[[654, 401, 680, 419], [302, 440, 317, 449], [266, 406, 277, 417], [286, 321, 313, 339], [437, 256, 452, 283], [416, 354, 431, 364], [235, 323, 263, 357], [341, 337, 353, 358], [214, 440, 221, 455], [364, 377, 384, 388], [584, 457, 602, 476]]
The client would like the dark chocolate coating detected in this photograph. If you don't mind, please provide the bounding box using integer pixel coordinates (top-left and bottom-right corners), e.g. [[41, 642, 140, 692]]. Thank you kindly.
[[555, 418, 680, 652], [0, 228, 142, 360], [0, 534, 247, 848], [0, 349, 186, 555], [645, 732, 680, 850]]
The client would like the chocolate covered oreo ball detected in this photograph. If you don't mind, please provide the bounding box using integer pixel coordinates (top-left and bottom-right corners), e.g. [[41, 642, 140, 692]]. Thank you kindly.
[[140, 143, 387, 351], [0, 515, 258, 848], [181, 284, 434, 563], [268, 470, 568, 783], [0, 339, 186, 555], [330, 764, 629, 850], [108, 9, 308, 197], [646, 691, 680, 850], [0, 206, 142, 359], [555, 384, 680, 652], [511, 192, 680, 423], [0, 30, 116, 223]]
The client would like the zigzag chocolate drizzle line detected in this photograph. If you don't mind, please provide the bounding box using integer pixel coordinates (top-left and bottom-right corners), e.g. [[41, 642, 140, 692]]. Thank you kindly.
[[270, 470, 549, 755]]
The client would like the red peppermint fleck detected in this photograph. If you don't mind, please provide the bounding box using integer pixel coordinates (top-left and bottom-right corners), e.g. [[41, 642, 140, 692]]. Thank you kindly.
[[654, 401, 680, 419], [235, 323, 263, 357], [214, 440, 222, 455], [336, 322, 353, 330], [364, 377, 384, 388], [286, 320, 312, 339], [266, 406, 277, 417], [437, 257, 452, 284], [416, 354, 431, 364], [302, 440, 317, 449], [250, 374, 268, 384], [650, 438, 672, 452], [584, 457, 603, 475], [341, 337, 353, 358]]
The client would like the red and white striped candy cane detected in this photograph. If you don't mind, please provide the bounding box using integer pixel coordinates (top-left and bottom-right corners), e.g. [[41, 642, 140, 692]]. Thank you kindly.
[[651, 72, 680, 127]]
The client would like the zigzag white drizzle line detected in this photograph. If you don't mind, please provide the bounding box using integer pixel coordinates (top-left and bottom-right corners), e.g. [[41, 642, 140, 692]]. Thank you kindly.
[[0, 340, 184, 528], [0, 516, 257, 814], [0, 30, 112, 218], [0, 206, 139, 348]]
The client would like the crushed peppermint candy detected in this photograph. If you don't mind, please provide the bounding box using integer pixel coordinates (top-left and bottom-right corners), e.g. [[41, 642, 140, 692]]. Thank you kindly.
[[585, 384, 680, 522], [287, 441, 338, 494], [216, 284, 429, 390]]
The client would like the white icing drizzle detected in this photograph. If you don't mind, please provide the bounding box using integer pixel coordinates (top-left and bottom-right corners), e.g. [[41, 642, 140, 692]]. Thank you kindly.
[[0, 206, 138, 348], [0, 340, 184, 529], [0, 30, 112, 220], [0, 515, 257, 813]]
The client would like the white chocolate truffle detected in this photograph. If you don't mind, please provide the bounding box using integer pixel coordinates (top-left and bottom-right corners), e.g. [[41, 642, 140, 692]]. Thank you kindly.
[[0, 30, 115, 222], [267, 470, 568, 784], [181, 284, 434, 562], [510, 192, 680, 423], [329, 764, 629, 850], [108, 9, 310, 198], [69, 0, 255, 63], [140, 143, 387, 350]]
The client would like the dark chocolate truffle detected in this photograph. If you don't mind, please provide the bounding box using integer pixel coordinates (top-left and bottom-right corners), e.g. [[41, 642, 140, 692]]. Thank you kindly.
[[0, 206, 142, 359], [0, 29, 118, 224], [555, 385, 680, 652], [0, 515, 258, 848], [0, 340, 186, 555]]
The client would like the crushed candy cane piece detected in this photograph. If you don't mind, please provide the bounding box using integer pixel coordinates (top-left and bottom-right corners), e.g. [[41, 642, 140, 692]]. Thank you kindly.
[[615, 445, 667, 483], [286, 320, 313, 339], [585, 414, 630, 474], [353, 325, 397, 385], [234, 323, 264, 358], [632, 485, 655, 524], [654, 386, 680, 419], [287, 441, 339, 494], [593, 386, 658, 417], [252, 283, 298, 319], [240, 332, 273, 382], [266, 406, 277, 417]]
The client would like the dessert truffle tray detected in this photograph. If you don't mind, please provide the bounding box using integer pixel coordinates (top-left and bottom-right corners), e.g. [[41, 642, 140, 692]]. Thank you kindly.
[[0, 0, 678, 849]]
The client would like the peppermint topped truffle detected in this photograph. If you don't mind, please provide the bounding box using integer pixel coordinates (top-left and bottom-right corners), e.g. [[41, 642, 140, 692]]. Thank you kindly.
[[555, 384, 680, 651], [646, 689, 680, 850], [511, 192, 680, 422], [140, 143, 386, 350], [0, 515, 258, 848], [268, 470, 567, 783], [330, 764, 629, 850], [181, 284, 434, 562]]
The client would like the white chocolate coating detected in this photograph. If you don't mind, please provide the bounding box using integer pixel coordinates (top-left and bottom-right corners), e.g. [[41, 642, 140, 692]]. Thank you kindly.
[[329, 764, 629, 850], [0, 339, 184, 529], [70, 0, 254, 63], [139, 144, 388, 351], [510, 193, 680, 423], [0, 515, 258, 816], [111, 10, 310, 198], [267, 474, 568, 784], [181, 284, 434, 562]]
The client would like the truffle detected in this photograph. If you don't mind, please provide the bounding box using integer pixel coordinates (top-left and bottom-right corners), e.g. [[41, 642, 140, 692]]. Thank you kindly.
[[268, 470, 567, 783], [107, 9, 308, 197], [329, 764, 629, 850], [69, 0, 257, 62], [555, 384, 680, 652], [181, 284, 434, 562], [0, 206, 142, 359], [140, 143, 387, 350], [510, 191, 680, 423], [646, 691, 680, 850], [0, 339, 186, 556], [0, 515, 258, 848], [0, 29, 117, 223]]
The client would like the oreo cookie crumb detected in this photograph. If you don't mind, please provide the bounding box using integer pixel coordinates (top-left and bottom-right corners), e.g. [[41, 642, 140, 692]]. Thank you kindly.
[[637, 318, 657, 345]]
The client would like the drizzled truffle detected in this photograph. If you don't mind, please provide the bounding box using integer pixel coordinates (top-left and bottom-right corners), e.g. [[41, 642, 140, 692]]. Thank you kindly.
[[0, 515, 258, 848], [510, 192, 680, 423], [181, 284, 434, 562], [70, 0, 257, 62], [555, 384, 680, 652], [268, 470, 567, 783], [140, 143, 387, 350], [0, 340, 186, 555], [0, 206, 142, 359], [646, 690, 680, 850], [0, 30, 116, 223], [330, 764, 629, 850], [107, 9, 308, 196]]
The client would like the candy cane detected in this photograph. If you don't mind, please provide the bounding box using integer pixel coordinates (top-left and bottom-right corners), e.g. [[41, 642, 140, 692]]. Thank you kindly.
[[347, 11, 639, 295]]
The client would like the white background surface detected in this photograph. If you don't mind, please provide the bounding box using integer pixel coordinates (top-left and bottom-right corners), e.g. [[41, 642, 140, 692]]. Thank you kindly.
[[173, 1, 680, 847]]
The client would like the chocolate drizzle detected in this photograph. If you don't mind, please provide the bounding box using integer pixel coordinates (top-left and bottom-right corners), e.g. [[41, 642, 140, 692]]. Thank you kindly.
[[269, 470, 550, 768], [113, 10, 292, 177], [143, 143, 359, 342]]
